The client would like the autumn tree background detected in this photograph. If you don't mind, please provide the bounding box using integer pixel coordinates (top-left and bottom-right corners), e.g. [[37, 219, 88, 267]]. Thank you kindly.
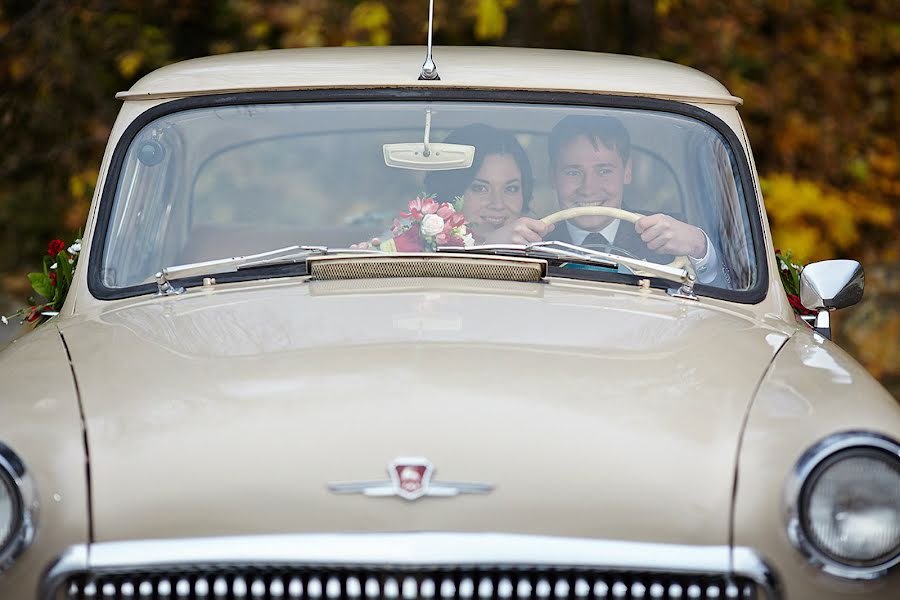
[[1, 0, 898, 394]]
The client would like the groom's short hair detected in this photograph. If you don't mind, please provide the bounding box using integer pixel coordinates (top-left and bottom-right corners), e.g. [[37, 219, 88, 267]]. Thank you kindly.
[[548, 115, 631, 167]]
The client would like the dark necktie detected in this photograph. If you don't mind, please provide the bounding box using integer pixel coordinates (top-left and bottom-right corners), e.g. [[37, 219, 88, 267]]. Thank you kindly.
[[582, 232, 610, 249]]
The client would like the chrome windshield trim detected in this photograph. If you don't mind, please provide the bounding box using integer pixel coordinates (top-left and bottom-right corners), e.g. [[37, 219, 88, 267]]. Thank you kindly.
[[41, 533, 781, 600]]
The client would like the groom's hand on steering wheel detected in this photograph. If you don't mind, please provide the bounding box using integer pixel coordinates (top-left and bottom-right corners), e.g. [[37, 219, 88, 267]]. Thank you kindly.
[[485, 217, 554, 245], [635, 214, 707, 258]]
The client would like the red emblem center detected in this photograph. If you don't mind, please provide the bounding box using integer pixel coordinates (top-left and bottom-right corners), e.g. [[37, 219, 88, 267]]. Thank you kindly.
[[395, 464, 428, 493]]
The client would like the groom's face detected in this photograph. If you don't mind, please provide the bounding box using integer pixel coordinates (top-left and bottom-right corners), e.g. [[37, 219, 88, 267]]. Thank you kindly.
[[552, 134, 632, 232]]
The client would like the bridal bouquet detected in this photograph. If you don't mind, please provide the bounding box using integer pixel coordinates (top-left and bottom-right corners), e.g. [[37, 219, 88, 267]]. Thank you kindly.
[[379, 195, 474, 252]]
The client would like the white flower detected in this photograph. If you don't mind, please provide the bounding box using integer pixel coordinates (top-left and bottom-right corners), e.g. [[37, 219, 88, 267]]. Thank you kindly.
[[68, 242, 81, 254], [463, 233, 475, 248], [1, 316, 7, 325], [50, 262, 57, 270], [421, 213, 445, 237]]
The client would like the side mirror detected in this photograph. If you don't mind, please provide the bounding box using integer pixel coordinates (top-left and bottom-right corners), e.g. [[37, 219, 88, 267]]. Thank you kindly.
[[799, 260, 864, 339]]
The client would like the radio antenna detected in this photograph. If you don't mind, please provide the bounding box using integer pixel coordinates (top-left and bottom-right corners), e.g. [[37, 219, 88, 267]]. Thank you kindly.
[[419, 0, 440, 80]]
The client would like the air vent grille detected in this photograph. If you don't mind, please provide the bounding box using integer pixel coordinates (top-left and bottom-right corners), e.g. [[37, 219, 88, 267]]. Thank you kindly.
[[308, 255, 546, 282]]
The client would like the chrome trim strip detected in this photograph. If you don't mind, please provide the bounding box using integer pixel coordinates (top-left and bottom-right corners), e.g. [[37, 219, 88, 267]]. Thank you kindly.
[[783, 430, 900, 580], [0, 441, 38, 574], [40, 533, 781, 600]]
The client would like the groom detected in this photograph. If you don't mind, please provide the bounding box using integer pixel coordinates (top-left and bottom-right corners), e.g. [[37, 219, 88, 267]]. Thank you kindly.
[[494, 115, 722, 284]]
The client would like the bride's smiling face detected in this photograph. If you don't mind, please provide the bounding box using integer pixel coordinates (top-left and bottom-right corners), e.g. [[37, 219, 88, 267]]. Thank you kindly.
[[462, 153, 525, 234]]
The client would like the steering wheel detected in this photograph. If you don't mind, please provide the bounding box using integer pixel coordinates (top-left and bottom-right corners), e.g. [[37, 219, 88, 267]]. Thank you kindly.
[[540, 206, 692, 272]]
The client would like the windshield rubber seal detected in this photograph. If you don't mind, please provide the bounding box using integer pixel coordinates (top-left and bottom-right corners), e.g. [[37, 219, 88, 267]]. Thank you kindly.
[[88, 88, 768, 304]]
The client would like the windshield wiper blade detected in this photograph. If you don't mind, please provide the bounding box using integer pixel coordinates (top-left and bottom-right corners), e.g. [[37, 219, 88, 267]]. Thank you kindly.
[[155, 245, 383, 295], [438, 241, 697, 296]]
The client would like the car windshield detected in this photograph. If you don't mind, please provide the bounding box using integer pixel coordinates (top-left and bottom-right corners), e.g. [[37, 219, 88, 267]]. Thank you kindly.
[[100, 99, 759, 293]]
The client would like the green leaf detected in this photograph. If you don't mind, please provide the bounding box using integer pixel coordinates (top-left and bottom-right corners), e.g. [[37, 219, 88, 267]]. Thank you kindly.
[[58, 251, 73, 287], [28, 272, 54, 299]]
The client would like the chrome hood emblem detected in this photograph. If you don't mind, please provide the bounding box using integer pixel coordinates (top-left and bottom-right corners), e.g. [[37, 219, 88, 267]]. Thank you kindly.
[[328, 457, 493, 501]]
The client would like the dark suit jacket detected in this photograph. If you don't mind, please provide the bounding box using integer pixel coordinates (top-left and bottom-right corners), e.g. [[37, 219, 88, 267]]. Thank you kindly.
[[545, 215, 732, 288]]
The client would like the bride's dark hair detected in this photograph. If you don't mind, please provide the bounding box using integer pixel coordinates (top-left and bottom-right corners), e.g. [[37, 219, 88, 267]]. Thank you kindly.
[[424, 124, 533, 209]]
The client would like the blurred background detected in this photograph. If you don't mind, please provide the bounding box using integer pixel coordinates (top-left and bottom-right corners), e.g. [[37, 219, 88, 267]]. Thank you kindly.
[[0, 0, 897, 396]]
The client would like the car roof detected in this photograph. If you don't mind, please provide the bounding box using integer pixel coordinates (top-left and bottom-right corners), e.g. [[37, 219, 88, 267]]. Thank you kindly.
[[117, 46, 742, 105]]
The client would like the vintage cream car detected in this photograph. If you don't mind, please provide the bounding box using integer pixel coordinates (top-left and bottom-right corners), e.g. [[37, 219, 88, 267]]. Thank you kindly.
[[1, 46, 898, 600]]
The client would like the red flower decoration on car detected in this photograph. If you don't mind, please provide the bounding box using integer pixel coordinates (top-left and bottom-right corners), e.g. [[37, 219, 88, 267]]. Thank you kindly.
[[47, 239, 66, 256], [49, 272, 58, 286], [788, 293, 816, 316]]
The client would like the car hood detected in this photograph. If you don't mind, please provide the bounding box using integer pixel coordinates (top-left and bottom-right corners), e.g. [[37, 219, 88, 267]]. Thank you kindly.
[[61, 277, 790, 545]]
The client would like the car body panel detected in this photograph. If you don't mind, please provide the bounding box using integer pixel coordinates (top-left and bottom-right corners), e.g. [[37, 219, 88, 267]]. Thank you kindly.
[[56, 277, 788, 544], [735, 329, 900, 599], [116, 46, 742, 104], [0, 325, 89, 596]]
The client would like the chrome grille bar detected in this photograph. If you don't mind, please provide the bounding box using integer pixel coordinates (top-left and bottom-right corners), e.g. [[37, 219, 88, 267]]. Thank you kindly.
[[42, 533, 780, 600]]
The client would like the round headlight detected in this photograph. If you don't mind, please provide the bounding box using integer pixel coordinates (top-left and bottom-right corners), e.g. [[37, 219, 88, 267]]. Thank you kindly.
[[786, 432, 900, 579], [0, 470, 15, 546], [0, 442, 37, 572]]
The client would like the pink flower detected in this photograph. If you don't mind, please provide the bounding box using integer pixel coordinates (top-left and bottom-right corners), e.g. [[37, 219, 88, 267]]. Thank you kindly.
[[447, 212, 466, 228], [436, 203, 455, 219], [401, 196, 439, 220]]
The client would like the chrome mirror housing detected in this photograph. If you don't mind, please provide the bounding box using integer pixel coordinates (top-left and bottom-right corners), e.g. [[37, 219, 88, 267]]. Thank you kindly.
[[799, 260, 864, 340], [800, 260, 864, 311]]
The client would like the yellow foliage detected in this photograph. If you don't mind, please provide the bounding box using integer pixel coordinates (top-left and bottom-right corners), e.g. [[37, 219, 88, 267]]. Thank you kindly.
[[655, 0, 676, 17], [469, 0, 508, 41], [248, 21, 270, 41], [761, 173, 896, 262], [349, 1, 391, 46], [68, 170, 97, 203], [116, 50, 144, 79], [281, 16, 325, 48]]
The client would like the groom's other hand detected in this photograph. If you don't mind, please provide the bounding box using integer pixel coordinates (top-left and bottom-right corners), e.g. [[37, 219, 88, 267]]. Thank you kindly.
[[635, 214, 707, 258]]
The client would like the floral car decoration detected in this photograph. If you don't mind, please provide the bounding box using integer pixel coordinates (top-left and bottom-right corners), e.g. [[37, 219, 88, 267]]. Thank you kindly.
[[775, 248, 816, 317], [2, 237, 80, 326]]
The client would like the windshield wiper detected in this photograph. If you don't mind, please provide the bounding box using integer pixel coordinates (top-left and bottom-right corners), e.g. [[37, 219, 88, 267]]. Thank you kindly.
[[155, 245, 384, 295], [437, 241, 698, 299]]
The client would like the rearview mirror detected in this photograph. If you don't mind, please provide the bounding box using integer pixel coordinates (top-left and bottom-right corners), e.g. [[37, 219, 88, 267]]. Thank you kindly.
[[383, 106, 474, 171], [383, 142, 475, 170]]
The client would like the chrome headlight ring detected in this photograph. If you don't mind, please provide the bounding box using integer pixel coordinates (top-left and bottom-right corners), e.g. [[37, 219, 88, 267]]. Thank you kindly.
[[784, 431, 900, 580], [0, 442, 38, 573]]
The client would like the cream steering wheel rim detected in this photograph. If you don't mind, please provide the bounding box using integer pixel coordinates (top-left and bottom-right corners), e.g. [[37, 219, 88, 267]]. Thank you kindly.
[[540, 206, 691, 272]]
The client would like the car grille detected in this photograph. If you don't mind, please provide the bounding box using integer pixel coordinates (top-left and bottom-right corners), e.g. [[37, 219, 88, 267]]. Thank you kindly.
[[57, 567, 760, 600], [42, 534, 780, 600]]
